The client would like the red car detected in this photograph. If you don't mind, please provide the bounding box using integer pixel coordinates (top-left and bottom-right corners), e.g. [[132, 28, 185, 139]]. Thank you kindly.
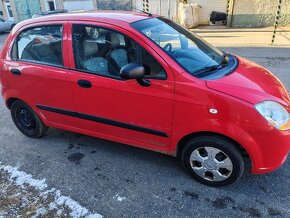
[[0, 11, 289, 186]]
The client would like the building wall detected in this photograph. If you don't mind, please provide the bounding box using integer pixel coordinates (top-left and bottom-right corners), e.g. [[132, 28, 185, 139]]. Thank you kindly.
[[0, 0, 18, 21], [188, 0, 228, 25], [2, 0, 178, 22], [9, 0, 17, 20], [63, 0, 94, 11], [0, 1, 7, 20], [135, 0, 178, 20], [229, 0, 290, 27], [40, 0, 64, 11], [13, 0, 41, 21], [97, 0, 132, 11]]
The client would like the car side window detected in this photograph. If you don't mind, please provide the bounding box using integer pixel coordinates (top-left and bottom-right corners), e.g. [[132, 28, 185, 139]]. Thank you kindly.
[[11, 25, 63, 67], [72, 24, 166, 79]]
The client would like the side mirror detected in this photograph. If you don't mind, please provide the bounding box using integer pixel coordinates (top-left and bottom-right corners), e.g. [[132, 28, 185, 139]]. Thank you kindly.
[[120, 63, 145, 80], [120, 63, 151, 87]]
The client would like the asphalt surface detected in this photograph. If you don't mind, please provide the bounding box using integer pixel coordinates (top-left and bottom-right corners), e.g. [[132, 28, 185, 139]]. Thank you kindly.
[[0, 32, 290, 217]]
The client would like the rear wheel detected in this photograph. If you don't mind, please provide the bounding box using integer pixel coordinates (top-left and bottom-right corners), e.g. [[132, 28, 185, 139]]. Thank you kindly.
[[10, 100, 47, 138], [10, 24, 15, 31], [181, 136, 244, 187]]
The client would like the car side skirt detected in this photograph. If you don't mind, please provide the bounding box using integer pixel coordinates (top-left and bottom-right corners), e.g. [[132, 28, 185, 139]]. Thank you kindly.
[[36, 104, 168, 138]]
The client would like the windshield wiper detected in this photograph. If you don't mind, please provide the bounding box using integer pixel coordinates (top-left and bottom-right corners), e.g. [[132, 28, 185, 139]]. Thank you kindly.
[[192, 53, 230, 76], [192, 65, 221, 76]]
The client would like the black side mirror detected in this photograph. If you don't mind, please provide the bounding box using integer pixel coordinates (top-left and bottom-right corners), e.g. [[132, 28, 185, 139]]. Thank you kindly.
[[120, 63, 151, 87], [120, 63, 145, 79]]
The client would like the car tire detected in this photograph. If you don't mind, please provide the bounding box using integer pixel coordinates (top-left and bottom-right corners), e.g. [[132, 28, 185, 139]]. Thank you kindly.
[[10, 24, 15, 31], [181, 135, 244, 187], [10, 100, 48, 138]]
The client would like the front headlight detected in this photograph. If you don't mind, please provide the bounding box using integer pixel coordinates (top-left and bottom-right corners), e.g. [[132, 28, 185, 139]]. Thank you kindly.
[[255, 101, 290, 131]]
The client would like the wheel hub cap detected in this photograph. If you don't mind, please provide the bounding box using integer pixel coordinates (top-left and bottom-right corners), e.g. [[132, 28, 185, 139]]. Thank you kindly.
[[189, 146, 233, 182], [204, 161, 216, 170], [17, 108, 35, 130]]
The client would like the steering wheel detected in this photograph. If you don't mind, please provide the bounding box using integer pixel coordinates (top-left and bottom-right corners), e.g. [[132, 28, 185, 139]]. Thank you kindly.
[[163, 43, 173, 53]]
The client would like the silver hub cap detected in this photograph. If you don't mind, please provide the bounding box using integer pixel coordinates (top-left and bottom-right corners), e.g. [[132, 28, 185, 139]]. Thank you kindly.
[[189, 147, 233, 182]]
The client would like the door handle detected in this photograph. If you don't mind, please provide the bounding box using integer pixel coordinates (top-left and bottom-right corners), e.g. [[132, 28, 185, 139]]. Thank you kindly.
[[10, 68, 21, 76], [77, 79, 92, 88]]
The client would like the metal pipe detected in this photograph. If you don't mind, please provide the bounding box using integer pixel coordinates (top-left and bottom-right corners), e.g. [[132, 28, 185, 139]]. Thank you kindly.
[[143, 0, 149, 12], [168, 0, 170, 18], [271, 0, 282, 45]]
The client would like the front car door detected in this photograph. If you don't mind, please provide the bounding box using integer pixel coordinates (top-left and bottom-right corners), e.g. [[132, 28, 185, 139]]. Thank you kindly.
[[67, 21, 175, 152]]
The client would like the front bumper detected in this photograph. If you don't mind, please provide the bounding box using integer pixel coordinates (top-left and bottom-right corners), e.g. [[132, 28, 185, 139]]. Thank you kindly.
[[250, 128, 290, 174]]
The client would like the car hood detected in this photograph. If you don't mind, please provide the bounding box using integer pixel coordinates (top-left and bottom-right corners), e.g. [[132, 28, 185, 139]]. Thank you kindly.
[[206, 56, 290, 108]]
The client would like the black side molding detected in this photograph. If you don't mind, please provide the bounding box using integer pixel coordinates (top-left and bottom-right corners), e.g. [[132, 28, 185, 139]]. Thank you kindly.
[[36, 104, 168, 138]]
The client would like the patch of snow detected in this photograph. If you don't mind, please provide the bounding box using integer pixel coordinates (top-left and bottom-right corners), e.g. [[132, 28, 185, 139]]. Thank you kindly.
[[1, 164, 103, 218], [114, 194, 126, 202], [56, 195, 89, 217], [57, 209, 63, 216], [48, 201, 57, 211], [1, 165, 47, 191], [31, 207, 47, 218]]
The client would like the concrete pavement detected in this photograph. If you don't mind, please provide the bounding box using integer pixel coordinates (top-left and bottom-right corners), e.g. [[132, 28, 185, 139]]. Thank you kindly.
[[194, 26, 290, 47]]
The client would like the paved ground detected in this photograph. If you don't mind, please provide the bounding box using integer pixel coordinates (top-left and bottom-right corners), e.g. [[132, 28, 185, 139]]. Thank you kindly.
[[195, 26, 290, 47], [0, 32, 290, 217]]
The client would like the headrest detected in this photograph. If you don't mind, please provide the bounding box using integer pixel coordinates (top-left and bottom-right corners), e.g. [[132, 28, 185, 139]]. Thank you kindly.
[[105, 32, 122, 48], [31, 43, 52, 57], [73, 25, 88, 39], [83, 40, 98, 58]]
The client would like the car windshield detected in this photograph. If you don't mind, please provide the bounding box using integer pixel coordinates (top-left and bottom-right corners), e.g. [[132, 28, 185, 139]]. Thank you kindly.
[[131, 17, 228, 78]]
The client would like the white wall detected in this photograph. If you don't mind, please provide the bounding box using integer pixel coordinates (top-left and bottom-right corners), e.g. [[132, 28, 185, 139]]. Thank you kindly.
[[135, 0, 178, 20], [63, 0, 94, 11]]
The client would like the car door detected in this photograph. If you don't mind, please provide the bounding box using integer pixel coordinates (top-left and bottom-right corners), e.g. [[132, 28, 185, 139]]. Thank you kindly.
[[66, 21, 175, 149], [3, 21, 11, 31], [0, 19, 5, 32], [6, 21, 79, 128]]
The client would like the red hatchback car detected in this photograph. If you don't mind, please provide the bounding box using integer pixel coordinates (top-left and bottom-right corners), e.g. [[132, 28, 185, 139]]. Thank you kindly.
[[0, 11, 289, 186]]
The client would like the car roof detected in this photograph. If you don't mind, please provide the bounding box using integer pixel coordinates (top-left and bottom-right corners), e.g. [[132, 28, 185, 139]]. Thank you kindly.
[[24, 10, 155, 24]]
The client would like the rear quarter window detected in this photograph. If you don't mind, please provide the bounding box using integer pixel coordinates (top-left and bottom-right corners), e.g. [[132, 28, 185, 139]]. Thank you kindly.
[[11, 25, 63, 67]]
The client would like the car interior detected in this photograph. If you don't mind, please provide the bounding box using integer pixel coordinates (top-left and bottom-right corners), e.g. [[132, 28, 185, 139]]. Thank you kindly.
[[19, 26, 63, 66], [21, 40, 62, 66], [16, 24, 165, 79], [73, 25, 166, 79]]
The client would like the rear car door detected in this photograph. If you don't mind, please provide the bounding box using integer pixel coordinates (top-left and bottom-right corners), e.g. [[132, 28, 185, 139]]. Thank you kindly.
[[5, 22, 79, 128], [67, 21, 175, 150]]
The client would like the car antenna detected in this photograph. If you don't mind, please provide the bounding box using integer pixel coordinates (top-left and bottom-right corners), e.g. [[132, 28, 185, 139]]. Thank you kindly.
[[132, 7, 153, 17]]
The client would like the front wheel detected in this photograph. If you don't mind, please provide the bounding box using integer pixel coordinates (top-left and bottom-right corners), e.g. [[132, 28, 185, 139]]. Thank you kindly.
[[181, 136, 244, 187], [10, 100, 47, 138]]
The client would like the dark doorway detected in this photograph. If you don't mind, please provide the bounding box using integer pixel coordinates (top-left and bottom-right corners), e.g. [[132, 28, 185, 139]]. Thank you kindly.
[[48, 1, 55, 11]]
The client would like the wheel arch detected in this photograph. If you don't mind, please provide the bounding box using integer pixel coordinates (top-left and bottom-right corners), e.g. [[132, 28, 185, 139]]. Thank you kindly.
[[176, 131, 250, 160], [6, 97, 24, 109]]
